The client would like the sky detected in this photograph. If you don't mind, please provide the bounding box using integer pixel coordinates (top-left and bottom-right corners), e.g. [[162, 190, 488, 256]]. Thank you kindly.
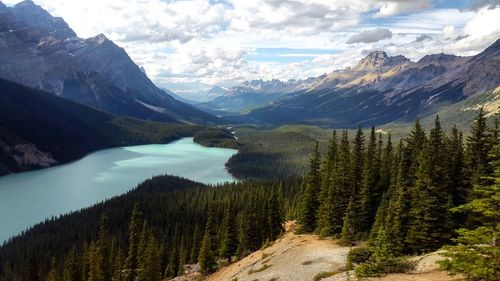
[[4, 0, 500, 98]]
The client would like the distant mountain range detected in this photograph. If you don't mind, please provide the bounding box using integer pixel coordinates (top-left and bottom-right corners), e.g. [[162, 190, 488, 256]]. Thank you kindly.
[[0, 0, 220, 124], [220, 39, 500, 127], [199, 78, 319, 114]]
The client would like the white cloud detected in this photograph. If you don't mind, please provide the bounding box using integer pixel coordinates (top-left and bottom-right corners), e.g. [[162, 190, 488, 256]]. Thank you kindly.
[[346, 28, 393, 44], [2, 0, 500, 95], [376, 0, 431, 17]]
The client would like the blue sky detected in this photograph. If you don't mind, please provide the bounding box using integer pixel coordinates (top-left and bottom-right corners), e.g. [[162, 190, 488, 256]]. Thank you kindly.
[[4, 0, 500, 98]]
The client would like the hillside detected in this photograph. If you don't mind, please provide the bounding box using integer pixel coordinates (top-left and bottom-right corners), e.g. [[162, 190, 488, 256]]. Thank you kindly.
[[0, 78, 199, 175], [199, 222, 459, 281], [0, 0, 221, 124]]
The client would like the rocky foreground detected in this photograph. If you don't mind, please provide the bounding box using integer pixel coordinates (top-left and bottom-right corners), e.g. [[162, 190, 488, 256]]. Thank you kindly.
[[169, 221, 461, 281]]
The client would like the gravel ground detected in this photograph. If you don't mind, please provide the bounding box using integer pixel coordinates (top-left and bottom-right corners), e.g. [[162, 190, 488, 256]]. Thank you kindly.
[[206, 222, 350, 281]]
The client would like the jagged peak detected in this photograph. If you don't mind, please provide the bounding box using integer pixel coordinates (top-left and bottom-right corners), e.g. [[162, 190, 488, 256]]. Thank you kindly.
[[87, 33, 109, 44], [14, 0, 36, 8], [418, 53, 458, 64], [355, 50, 409, 71], [480, 38, 500, 55]]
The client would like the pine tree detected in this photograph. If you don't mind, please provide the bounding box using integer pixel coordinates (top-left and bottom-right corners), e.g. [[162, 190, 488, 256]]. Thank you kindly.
[[297, 142, 322, 233], [236, 212, 249, 258], [316, 131, 338, 237], [359, 127, 380, 233], [198, 230, 216, 275], [406, 119, 426, 186], [378, 135, 393, 199], [178, 235, 188, 275], [63, 247, 81, 281], [267, 191, 285, 240], [440, 119, 500, 281], [111, 249, 125, 281], [138, 233, 161, 281], [137, 220, 150, 271], [219, 203, 238, 261], [165, 246, 179, 278], [46, 258, 59, 281], [125, 204, 143, 281], [356, 227, 409, 277], [340, 198, 356, 245], [97, 215, 112, 281], [88, 242, 104, 281], [448, 126, 468, 207], [383, 184, 408, 255], [406, 116, 453, 253], [189, 224, 202, 263], [466, 108, 493, 186], [351, 127, 365, 198], [331, 130, 352, 234]]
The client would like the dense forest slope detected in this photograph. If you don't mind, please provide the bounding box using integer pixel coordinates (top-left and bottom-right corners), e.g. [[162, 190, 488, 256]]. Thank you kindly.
[[0, 176, 301, 281], [0, 1, 221, 124], [0, 78, 199, 175]]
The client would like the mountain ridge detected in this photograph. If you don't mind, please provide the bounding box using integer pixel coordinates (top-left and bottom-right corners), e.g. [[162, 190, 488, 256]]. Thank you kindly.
[[0, 1, 221, 124], [232, 39, 500, 127]]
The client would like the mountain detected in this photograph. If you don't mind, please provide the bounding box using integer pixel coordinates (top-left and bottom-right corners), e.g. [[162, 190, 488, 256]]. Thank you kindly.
[[238, 39, 500, 127], [200, 78, 318, 114], [0, 0, 221, 124], [0, 78, 198, 176]]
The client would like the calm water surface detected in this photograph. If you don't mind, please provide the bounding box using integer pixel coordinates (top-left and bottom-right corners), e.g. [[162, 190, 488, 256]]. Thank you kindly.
[[0, 137, 237, 243]]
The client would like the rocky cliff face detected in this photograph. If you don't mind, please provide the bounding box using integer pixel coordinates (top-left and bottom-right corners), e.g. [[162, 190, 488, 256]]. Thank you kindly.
[[0, 0, 220, 124]]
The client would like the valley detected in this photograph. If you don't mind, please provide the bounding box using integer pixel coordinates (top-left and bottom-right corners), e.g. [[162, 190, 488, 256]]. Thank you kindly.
[[0, 1, 498, 281], [0, 137, 237, 243]]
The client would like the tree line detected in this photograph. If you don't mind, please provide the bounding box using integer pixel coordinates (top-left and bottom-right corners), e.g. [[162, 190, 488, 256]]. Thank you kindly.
[[298, 110, 498, 279], [0, 177, 300, 281]]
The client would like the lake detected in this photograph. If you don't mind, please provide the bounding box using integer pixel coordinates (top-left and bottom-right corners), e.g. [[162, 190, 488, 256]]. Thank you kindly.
[[0, 137, 237, 243]]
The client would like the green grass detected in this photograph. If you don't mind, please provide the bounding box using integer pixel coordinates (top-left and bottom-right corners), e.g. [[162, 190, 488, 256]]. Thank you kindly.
[[312, 271, 336, 281], [248, 264, 272, 274]]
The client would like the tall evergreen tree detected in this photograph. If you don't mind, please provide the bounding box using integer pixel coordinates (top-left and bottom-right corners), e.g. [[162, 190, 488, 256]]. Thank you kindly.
[[406, 116, 453, 253], [219, 203, 238, 261], [125, 204, 143, 281], [440, 120, 499, 281], [165, 245, 179, 278], [63, 247, 81, 281], [331, 130, 352, 234], [297, 142, 322, 232], [340, 197, 356, 245], [138, 233, 161, 281], [447, 126, 468, 207], [46, 258, 59, 281], [466, 108, 493, 186], [189, 224, 202, 264], [351, 127, 365, 198], [359, 127, 380, 233], [111, 249, 125, 281], [88, 242, 104, 281], [97, 215, 112, 281], [267, 191, 285, 240], [316, 131, 338, 237], [198, 229, 216, 275]]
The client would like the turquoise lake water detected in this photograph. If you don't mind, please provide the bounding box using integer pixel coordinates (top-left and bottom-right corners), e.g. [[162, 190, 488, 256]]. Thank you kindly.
[[0, 137, 237, 243]]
